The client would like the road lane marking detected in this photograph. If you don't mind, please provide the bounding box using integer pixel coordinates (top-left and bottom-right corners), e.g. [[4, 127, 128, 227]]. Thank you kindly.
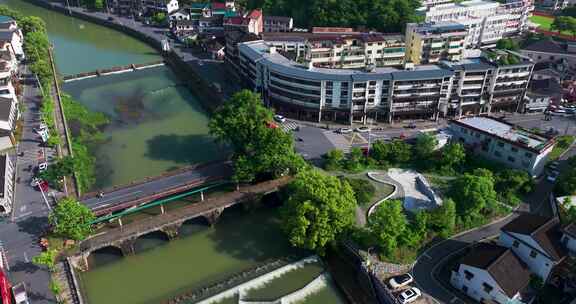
[[13, 211, 33, 221], [23, 251, 28, 263]]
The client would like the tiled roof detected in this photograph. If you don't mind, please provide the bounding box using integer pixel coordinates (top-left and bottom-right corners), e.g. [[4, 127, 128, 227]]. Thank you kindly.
[[246, 9, 262, 19], [502, 214, 567, 261], [460, 243, 531, 298], [522, 40, 567, 54], [564, 223, 576, 238]]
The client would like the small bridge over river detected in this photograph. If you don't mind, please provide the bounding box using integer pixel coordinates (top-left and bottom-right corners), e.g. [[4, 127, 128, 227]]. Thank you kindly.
[[62, 60, 165, 82], [77, 177, 291, 268], [81, 161, 232, 216]]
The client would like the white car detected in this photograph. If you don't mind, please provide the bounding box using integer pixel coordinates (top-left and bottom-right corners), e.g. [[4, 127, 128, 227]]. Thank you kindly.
[[547, 170, 559, 183], [12, 282, 29, 304], [33, 123, 48, 134], [398, 287, 421, 304], [38, 162, 48, 172], [273, 115, 286, 123], [336, 128, 353, 134], [355, 127, 371, 133], [389, 273, 414, 289]]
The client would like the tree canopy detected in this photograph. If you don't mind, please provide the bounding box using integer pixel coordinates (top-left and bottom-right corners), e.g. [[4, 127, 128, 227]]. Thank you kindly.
[[210, 90, 306, 182], [450, 169, 498, 221], [242, 0, 422, 33], [367, 199, 407, 256], [49, 198, 95, 241], [281, 169, 357, 253], [496, 38, 519, 51], [552, 16, 576, 36], [440, 142, 466, 172]]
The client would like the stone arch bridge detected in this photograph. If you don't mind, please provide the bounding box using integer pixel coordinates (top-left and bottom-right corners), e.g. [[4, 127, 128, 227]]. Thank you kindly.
[[77, 177, 290, 269]]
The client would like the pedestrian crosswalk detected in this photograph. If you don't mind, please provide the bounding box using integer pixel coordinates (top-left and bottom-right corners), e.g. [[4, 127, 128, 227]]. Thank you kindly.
[[323, 130, 351, 153], [280, 120, 299, 133]]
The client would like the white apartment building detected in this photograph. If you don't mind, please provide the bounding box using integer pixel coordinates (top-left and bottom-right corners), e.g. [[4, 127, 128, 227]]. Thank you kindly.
[[421, 0, 533, 48], [450, 243, 532, 304], [449, 116, 554, 177], [0, 154, 13, 216], [499, 214, 567, 281], [405, 22, 467, 64]]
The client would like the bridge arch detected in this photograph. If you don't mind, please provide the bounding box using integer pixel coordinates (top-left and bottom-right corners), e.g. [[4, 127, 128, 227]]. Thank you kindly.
[[87, 245, 124, 269]]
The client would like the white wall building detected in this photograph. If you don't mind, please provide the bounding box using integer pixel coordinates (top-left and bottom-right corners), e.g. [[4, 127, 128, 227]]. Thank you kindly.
[[449, 116, 554, 177], [450, 243, 532, 304], [421, 0, 533, 48], [499, 214, 567, 281], [0, 154, 13, 216]]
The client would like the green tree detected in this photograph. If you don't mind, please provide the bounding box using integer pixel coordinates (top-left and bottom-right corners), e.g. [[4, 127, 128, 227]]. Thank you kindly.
[[281, 170, 356, 253], [496, 38, 519, 51], [552, 16, 571, 33], [210, 90, 305, 183], [341, 177, 375, 206], [440, 142, 466, 172], [367, 199, 407, 256], [370, 140, 390, 165], [413, 133, 438, 169], [38, 156, 75, 189], [400, 211, 428, 248], [388, 139, 411, 164], [323, 149, 344, 171], [49, 198, 95, 241], [450, 171, 498, 220], [32, 249, 58, 272], [429, 198, 456, 237], [345, 147, 364, 172], [152, 12, 167, 25], [495, 169, 533, 205], [556, 167, 576, 196]]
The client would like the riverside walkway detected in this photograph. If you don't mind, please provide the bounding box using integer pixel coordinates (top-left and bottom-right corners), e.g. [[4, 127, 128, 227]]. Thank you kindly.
[[78, 176, 291, 258], [81, 161, 232, 216]]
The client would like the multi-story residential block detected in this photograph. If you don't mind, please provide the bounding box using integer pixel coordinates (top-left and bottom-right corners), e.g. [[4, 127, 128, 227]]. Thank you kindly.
[[561, 223, 576, 255], [0, 17, 23, 61], [420, 0, 533, 48], [405, 22, 467, 64], [450, 243, 532, 304], [499, 214, 567, 280], [0, 154, 14, 216], [235, 41, 534, 125], [0, 96, 17, 145], [141, 0, 179, 14], [523, 78, 560, 113], [263, 16, 293, 33], [305, 32, 406, 69], [521, 40, 576, 71], [449, 116, 554, 176], [223, 9, 263, 35]]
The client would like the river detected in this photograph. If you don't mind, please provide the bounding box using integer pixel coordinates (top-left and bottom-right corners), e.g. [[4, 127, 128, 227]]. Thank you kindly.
[[4, 0, 348, 302]]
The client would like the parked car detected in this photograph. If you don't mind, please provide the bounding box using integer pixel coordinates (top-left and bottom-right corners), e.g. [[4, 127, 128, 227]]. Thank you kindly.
[[12, 283, 29, 304], [389, 273, 414, 289], [38, 162, 48, 172], [273, 114, 286, 123], [398, 287, 421, 304], [355, 127, 371, 133], [336, 128, 352, 134], [548, 161, 560, 171], [547, 170, 560, 183], [405, 123, 417, 129]]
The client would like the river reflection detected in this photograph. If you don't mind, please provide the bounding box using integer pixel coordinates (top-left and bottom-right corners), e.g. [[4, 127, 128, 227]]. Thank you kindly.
[[63, 66, 226, 190]]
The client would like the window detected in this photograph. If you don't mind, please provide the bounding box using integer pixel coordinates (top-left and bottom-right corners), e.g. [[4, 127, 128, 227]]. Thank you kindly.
[[530, 250, 538, 258], [462, 285, 468, 293], [498, 142, 505, 148], [525, 152, 532, 158], [464, 270, 474, 280], [508, 156, 515, 163], [511, 147, 518, 153], [482, 283, 494, 293], [494, 151, 502, 157], [513, 240, 519, 248]]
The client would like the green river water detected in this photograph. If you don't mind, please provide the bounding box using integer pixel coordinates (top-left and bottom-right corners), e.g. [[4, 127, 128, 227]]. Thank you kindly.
[[4, 0, 348, 302]]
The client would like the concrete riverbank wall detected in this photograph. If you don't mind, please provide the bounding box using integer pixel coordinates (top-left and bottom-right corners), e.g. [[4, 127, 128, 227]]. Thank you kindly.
[[196, 256, 325, 304], [23, 0, 227, 113]]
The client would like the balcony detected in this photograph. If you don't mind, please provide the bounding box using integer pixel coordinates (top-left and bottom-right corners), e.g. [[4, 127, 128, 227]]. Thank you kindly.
[[430, 42, 444, 49]]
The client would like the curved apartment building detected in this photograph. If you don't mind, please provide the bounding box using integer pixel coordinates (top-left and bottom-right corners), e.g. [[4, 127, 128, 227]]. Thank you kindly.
[[236, 40, 534, 124]]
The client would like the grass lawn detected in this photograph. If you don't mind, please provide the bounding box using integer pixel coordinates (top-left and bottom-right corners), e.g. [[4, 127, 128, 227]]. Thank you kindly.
[[550, 135, 575, 160], [332, 171, 395, 208], [530, 15, 576, 36]]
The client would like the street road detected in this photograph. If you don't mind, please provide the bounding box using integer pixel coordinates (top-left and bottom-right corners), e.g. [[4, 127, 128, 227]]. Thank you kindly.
[[0, 65, 55, 303]]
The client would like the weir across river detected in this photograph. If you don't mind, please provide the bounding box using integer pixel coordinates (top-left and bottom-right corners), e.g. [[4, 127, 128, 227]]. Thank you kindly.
[[62, 60, 165, 82]]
